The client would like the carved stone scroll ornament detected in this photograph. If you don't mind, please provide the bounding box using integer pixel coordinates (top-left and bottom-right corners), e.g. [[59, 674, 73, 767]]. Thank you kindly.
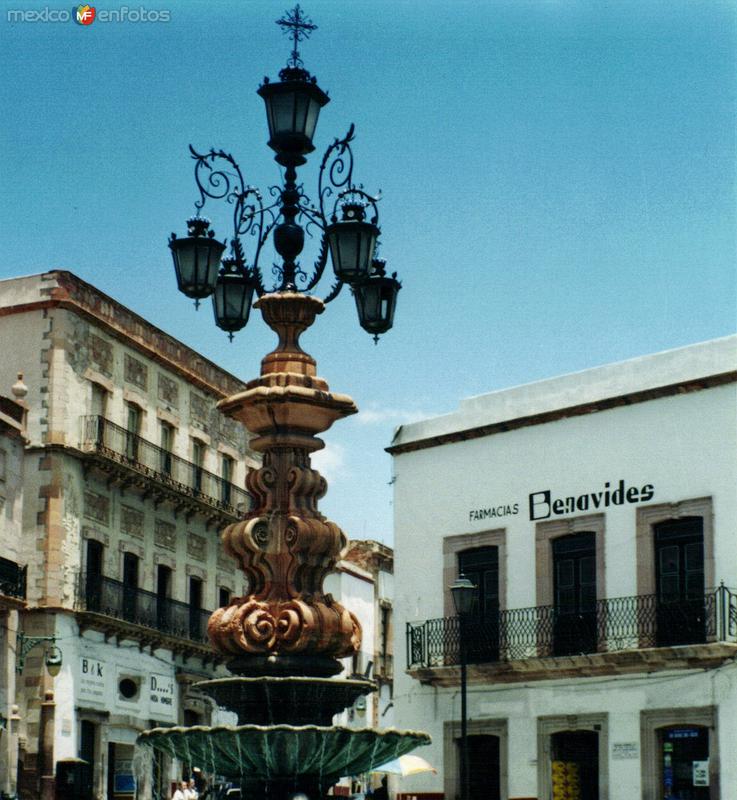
[[207, 292, 362, 673]]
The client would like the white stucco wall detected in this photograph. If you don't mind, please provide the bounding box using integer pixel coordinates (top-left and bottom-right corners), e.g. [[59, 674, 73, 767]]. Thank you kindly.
[[392, 337, 737, 799]]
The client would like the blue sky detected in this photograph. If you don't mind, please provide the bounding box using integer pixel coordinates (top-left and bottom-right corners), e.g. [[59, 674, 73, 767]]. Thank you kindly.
[[1, 0, 735, 543]]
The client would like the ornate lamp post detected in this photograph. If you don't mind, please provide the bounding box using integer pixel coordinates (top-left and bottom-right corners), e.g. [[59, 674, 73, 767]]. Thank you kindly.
[[168, 6, 402, 680], [169, 4, 401, 343], [450, 574, 477, 800]]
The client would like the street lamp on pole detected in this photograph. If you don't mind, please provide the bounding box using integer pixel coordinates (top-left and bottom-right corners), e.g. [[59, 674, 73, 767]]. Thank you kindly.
[[450, 574, 477, 800], [165, 3, 401, 690], [168, 4, 401, 343]]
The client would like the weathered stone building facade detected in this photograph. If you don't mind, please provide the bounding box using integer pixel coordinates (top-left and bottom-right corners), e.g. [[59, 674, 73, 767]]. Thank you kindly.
[[0, 377, 29, 797], [0, 271, 257, 799]]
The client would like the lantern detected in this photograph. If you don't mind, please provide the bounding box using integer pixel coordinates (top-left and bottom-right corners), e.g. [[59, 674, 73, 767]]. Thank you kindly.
[[212, 258, 256, 339], [327, 203, 379, 284], [353, 259, 401, 341], [450, 574, 477, 616], [257, 67, 329, 159], [169, 217, 226, 301]]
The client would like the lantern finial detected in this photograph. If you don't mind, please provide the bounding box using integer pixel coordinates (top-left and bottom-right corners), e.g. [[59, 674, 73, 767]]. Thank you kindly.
[[276, 5, 317, 68]]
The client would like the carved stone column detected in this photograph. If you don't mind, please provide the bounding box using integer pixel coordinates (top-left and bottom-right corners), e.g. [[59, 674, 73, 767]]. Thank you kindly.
[[208, 292, 361, 676]]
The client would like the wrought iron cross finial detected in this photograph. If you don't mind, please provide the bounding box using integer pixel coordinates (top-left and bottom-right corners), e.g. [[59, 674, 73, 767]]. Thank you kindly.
[[276, 5, 317, 68]]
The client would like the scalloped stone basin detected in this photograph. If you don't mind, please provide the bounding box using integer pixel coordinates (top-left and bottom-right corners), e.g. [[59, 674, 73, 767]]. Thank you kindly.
[[194, 676, 376, 726], [136, 724, 431, 787]]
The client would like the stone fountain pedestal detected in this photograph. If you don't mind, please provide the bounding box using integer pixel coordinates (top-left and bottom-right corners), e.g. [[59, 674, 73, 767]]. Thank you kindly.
[[137, 293, 429, 798]]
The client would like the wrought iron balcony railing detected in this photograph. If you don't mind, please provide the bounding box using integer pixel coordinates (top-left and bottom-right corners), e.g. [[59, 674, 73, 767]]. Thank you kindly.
[[81, 415, 250, 516], [77, 573, 212, 645], [0, 557, 26, 600], [407, 586, 737, 670]]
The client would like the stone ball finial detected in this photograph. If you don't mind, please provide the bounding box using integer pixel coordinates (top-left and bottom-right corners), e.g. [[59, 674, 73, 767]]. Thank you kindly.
[[11, 372, 28, 400]]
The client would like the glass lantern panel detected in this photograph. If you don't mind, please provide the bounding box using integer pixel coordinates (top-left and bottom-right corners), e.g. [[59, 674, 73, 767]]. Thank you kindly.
[[304, 98, 322, 142], [197, 243, 220, 287], [292, 91, 310, 136], [269, 93, 295, 136]]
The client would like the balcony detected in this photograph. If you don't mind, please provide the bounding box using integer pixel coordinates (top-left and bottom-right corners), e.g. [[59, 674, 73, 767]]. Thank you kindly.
[[406, 587, 737, 685], [76, 573, 217, 659], [80, 415, 250, 524], [0, 557, 26, 607]]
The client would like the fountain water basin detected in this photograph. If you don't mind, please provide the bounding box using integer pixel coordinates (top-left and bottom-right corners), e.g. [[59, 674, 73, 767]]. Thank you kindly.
[[137, 721, 430, 792]]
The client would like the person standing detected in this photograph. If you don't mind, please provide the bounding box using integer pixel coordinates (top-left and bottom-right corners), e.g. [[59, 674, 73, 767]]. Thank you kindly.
[[172, 782, 187, 800], [373, 776, 389, 800]]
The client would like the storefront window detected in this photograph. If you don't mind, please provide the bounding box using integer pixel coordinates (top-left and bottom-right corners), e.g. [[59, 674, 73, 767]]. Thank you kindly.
[[660, 726, 709, 799]]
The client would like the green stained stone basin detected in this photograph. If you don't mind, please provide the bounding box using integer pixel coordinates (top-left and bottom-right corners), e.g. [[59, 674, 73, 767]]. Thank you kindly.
[[137, 724, 431, 785]]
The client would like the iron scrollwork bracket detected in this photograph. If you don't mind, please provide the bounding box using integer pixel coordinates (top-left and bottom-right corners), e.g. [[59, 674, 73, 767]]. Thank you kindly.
[[187, 121, 379, 302]]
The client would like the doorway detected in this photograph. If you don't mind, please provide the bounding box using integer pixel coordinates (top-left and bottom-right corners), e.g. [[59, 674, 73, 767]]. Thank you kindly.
[[550, 730, 599, 800], [466, 735, 500, 800], [458, 546, 499, 662], [552, 533, 597, 656], [86, 540, 104, 612], [107, 742, 135, 800], [659, 726, 709, 799], [654, 518, 705, 647], [122, 552, 139, 623]]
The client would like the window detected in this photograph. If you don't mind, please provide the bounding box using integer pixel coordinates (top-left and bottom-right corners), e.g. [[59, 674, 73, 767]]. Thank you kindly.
[[655, 517, 705, 646], [189, 576, 203, 639], [552, 533, 597, 656], [221, 454, 234, 506], [191, 439, 204, 493], [85, 539, 104, 612], [218, 586, 231, 608], [90, 384, 108, 447], [157, 565, 172, 632], [458, 546, 499, 663], [91, 383, 107, 418], [160, 422, 174, 476], [125, 404, 141, 461], [122, 552, 139, 623]]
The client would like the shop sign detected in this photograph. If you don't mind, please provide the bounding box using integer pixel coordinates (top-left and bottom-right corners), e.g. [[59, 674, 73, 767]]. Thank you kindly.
[[693, 761, 709, 787], [469, 503, 519, 522], [612, 742, 638, 760], [79, 657, 106, 702], [150, 673, 175, 708], [467, 480, 656, 523], [529, 480, 655, 520]]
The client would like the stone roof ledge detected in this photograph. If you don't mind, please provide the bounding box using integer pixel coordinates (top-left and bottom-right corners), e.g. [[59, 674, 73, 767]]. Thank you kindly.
[[389, 335, 737, 454]]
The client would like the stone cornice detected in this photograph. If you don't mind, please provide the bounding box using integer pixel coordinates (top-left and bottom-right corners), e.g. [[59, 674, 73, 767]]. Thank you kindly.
[[387, 371, 737, 456], [0, 271, 246, 399]]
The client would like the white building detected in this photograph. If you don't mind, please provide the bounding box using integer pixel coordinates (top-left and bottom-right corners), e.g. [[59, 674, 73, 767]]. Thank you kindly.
[[389, 336, 736, 800], [0, 271, 257, 800], [325, 540, 395, 796]]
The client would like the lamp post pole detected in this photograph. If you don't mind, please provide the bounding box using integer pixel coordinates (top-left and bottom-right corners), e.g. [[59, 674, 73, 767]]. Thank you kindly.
[[167, 0, 403, 712], [459, 610, 469, 800], [450, 574, 476, 800]]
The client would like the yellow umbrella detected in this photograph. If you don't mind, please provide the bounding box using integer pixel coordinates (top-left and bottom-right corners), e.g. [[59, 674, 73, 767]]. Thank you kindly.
[[372, 755, 437, 776]]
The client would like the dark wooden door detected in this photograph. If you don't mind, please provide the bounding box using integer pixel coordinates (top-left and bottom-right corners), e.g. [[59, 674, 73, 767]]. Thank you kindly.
[[458, 547, 499, 662], [122, 552, 139, 623], [85, 540, 103, 612], [655, 518, 705, 646], [553, 533, 597, 656]]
